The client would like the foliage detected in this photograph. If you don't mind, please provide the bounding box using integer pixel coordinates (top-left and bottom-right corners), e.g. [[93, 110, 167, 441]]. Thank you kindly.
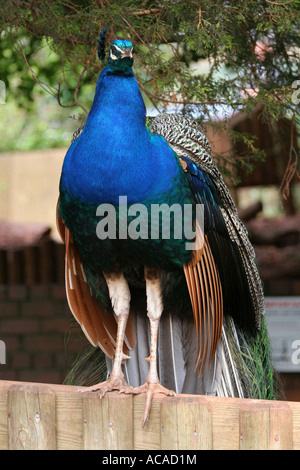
[[223, 315, 285, 401], [0, 0, 299, 182]]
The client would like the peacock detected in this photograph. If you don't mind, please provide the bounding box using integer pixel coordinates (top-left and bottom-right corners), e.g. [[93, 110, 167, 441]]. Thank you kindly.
[[57, 29, 281, 426]]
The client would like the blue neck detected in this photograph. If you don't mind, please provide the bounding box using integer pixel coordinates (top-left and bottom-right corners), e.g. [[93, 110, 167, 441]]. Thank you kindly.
[[60, 67, 181, 205], [86, 67, 146, 131]]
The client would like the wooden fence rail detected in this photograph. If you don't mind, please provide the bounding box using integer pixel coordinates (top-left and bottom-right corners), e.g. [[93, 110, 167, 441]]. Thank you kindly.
[[0, 241, 65, 285], [0, 380, 300, 450]]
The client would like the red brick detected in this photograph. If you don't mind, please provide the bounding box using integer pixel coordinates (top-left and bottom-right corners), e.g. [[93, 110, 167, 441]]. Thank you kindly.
[[292, 280, 300, 296], [0, 319, 39, 334], [54, 300, 71, 317], [23, 335, 64, 352], [61, 304, 73, 318], [0, 302, 19, 317], [284, 389, 300, 401], [65, 335, 89, 352], [55, 351, 80, 370], [33, 353, 53, 369], [55, 352, 69, 369], [0, 287, 7, 300], [21, 301, 54, 317], [268, 280, 292, 296], [283, 372, 300, 388], [11, 352, 31, 369], [51, 285, 66, 300], [1, 336, 20, 351], [0, 369, 17, 381], [19, 369, 61, 384], [29, 285, 50, 299], [0, 283, 104, 386], [7, 285, 28, 301], [41, 318, 70, 333]]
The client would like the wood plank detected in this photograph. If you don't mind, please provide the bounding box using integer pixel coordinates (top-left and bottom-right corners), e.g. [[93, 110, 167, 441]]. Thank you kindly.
[[0, 249, 8, 284], [133, 393, 165, 450], [39, 240, 55, 283], [239, 402, 270, 450], [0, 386, 8, 450], [24, 245, 39, 285], [7, 250, 24, 284], [0, 380, 84, 450], [0, 381, 300, 450], [206, 395, 241, 449], [292, 404, 300, 450], [55, 387, 83, 450], [269, 402, 293, 450], [160, 396, 213, 450], [7, 384, 56, 450], [82, 391, 133, 450]]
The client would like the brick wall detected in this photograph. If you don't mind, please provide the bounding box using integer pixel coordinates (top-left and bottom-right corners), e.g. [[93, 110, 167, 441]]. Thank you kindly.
[[0, 284, 89, 384], [0, 279, 299, 402], [263, 279, 300, 297]]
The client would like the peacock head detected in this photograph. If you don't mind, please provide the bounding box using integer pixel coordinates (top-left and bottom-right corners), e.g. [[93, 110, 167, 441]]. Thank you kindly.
[[97, 28, 134, 74], [107, 39, 134, 74]]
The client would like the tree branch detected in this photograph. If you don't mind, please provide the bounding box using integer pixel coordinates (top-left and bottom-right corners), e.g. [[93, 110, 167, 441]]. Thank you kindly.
[[279, 120, 300, 200], [265, 0, 294, 5], [132, 8, 161, 16]]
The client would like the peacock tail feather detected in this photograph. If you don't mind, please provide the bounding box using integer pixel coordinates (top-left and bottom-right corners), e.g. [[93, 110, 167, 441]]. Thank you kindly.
[[218, 315, 284, 400], [64, 314, 283, 401], [64, 344, 108, 387]]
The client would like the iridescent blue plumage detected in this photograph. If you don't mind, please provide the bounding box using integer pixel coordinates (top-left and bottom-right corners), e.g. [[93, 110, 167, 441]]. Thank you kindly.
[[59, 36, 278, 422], [59, 63, 195, 278], [60, 67, 187, 206], [97, 27, 107, 64]]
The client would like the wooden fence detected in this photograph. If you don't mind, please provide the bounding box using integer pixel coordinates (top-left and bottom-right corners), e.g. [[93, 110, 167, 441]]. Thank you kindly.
[[0, 380, 299, 450], [0, 241, 65, 285]]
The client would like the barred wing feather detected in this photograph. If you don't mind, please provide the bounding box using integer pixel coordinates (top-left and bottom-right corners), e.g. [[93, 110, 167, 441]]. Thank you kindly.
[[150, 113, 264, 334]]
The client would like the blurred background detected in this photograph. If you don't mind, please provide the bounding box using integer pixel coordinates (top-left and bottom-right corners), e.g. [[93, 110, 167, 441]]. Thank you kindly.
[[0, 0, 299, 400]]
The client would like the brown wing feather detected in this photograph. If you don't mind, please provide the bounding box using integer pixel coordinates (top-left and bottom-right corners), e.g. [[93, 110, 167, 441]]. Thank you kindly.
[[56, 198, 136, 359], [184, 226, 223, 374], [56, 199, 66, 243]]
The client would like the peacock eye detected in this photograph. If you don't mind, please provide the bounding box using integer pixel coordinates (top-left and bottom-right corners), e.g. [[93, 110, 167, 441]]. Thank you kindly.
[[111, 46, 117, 54]]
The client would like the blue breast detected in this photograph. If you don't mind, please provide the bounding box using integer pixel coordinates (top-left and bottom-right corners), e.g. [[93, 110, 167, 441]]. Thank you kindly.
[[60, 67, 183, 206]]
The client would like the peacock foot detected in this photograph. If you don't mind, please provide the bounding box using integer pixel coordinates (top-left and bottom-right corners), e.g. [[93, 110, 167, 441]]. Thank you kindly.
[[129, 381, 176, 427], [77, 374, 133, 398]]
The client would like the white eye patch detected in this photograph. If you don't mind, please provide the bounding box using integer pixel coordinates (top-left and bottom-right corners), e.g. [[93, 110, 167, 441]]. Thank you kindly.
[[109, 45, 123, 60]]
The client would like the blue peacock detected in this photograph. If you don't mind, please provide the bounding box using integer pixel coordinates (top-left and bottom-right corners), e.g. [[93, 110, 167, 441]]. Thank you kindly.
[[57, 29, 281, 426]]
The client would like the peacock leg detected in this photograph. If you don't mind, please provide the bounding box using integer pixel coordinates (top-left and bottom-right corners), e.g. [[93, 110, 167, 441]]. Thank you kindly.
[[130, 267, 175, 427], [78, 272, 132, 396]]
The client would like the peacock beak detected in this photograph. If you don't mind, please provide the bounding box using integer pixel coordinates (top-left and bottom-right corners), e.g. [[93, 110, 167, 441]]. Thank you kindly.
[[121, 48, 133, 59]]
